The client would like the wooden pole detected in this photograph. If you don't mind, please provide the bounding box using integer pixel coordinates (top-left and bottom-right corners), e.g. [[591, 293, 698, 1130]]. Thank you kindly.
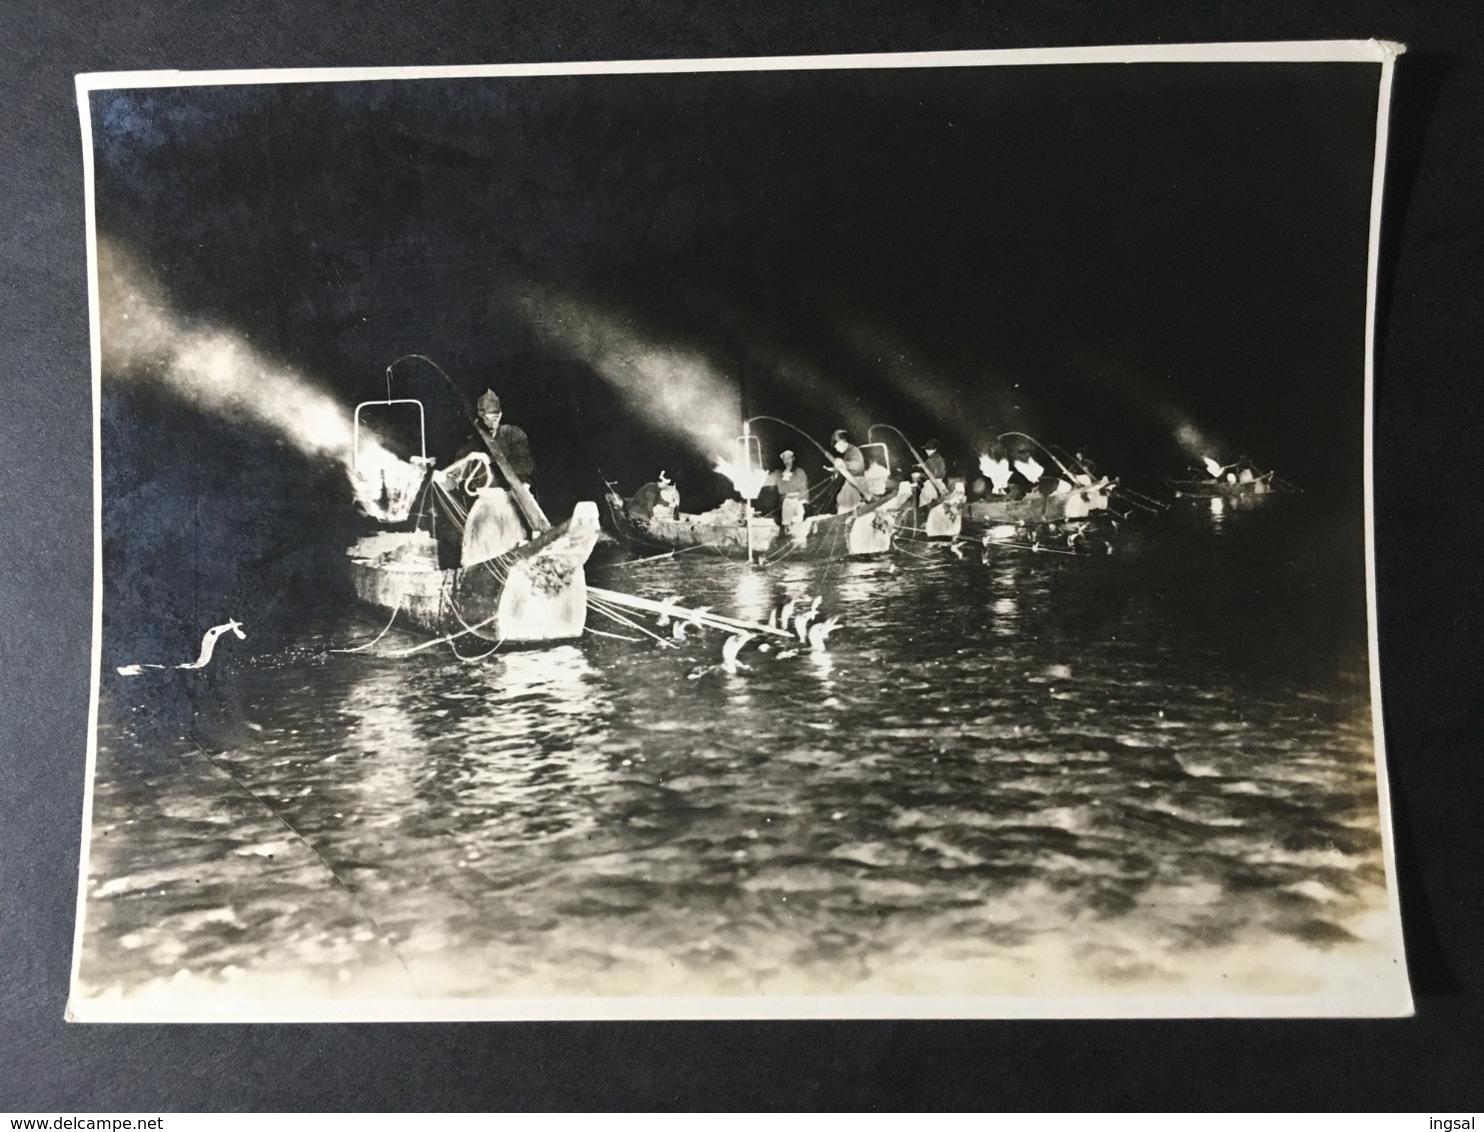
[[587, 586, 796, 639], [476, 423, 551, 534]]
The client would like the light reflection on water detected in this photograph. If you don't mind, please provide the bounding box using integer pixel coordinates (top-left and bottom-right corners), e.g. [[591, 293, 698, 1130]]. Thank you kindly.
[[79, 498, 1396, 1003]]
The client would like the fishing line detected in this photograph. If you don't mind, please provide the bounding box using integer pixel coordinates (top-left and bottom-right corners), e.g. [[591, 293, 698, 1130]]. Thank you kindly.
[[1116, 485, 1169, 510], [451, 637, 502, 662], [587, 600, 678, 647], [592, 550, 679, 570], [376, 611, 503, 658], [989, 541, 1085, 557], [592, 542, 712, 570]]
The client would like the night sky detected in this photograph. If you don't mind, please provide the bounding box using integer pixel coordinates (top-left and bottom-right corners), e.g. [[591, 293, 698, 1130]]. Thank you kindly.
[[88, 59, 1383, 645]]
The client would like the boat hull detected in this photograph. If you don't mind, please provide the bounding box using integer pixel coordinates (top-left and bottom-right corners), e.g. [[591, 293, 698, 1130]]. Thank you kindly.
[[895, 492, 965, 540], [967, 479, 1112, 526], [604, 488, 909, 563], [1169, 475, 1274, 499], [348, 503, 601, 645]]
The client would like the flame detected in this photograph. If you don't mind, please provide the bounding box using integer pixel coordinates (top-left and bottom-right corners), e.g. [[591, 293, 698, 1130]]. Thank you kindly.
[[1014, 455, 1045, 482], [1202, 456, 1224, 478], [350, 445, 429, 523], [978, 454, 1012, 492], [98, 237, 430, 524], [713, 455, 768, 501]]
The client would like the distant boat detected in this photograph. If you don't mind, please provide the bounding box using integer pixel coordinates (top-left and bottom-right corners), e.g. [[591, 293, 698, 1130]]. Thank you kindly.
[[967, 478, 1113, 525], [1167, 471, 1277, 499], [602, 482, 913, 563]]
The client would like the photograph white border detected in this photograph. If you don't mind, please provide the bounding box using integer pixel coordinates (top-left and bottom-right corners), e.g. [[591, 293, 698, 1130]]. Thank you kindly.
[[69, 38, 1410, 1022]]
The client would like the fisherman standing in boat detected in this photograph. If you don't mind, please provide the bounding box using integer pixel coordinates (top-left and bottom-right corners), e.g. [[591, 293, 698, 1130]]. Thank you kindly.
[[429, 388, 537, 568], [915, 438, 948, 505], [445, 389, 535, 486], [767, 449, 810, 529], [922, 439, 948, 484], [829, 429, 867, 513]]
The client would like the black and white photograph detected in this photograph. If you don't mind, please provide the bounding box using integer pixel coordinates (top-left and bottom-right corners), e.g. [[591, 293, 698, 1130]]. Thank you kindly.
[[70, 43, 1411, 1021]]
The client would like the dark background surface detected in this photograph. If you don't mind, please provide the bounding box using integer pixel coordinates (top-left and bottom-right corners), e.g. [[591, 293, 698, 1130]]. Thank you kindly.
[[2, 0, 1481, 1113]]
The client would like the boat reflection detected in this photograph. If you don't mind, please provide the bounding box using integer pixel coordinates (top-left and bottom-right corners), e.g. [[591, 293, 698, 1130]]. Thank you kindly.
[[992, 560, 1020, 637], [730, 568, 772, 625], [335, 644, 618, 820]]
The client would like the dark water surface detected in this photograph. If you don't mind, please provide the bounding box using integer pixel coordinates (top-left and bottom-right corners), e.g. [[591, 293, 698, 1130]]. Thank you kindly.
[[78, 497, 1403, 1007]]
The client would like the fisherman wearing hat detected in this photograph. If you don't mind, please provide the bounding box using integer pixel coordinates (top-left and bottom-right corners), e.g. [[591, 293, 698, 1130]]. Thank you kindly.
[[627, 470, 682, 522], [769, 448, 809, 529], [914, 438, 949, 507], [446, 388, 535, 485], [429, 388, 536, 568], [921, 439, 947, 484]]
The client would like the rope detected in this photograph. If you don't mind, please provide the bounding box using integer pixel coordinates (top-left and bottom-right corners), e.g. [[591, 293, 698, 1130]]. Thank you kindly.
[[375, 611, 503, 658], [330, 596, 404, 654]]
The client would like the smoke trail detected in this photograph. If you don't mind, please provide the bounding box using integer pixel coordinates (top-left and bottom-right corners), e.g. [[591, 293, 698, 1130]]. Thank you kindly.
[[97, 237, 419, 520], [682, 299, 872, 439], [1068, 352, 1225, 463], [511, 287, 741, 456], [833, 318, 1021, 445], [1171, 419, 1222, 462], [98, 237, 361, 464]]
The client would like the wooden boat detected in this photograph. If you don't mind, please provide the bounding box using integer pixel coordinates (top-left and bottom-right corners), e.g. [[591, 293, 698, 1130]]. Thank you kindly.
[[892, 481, 966, 540], [347, 497, 600, 644], [1168, 471, 1276, 499], [603, 482, 913, 563], [967, 478, 1113, 525], [347, 378, 599, 646]]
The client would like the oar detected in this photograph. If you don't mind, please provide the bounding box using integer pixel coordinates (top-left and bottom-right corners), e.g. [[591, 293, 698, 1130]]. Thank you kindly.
[[474, 419, 551, 533], [388, 353, 551, 534], [868, 423, 950, 499]]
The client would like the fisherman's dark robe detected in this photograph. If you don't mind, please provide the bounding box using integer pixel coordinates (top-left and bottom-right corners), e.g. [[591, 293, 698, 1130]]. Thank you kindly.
[[452, 422, 535, 486], [1003, 468, 1034, 500], [758, 466, 808, 517], [833, 444, 866, 513], [628, 482, 664, 521]]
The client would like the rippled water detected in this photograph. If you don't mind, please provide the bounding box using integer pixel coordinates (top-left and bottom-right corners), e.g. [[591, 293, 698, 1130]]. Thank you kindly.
[[77, 497, 1402, 1009]]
